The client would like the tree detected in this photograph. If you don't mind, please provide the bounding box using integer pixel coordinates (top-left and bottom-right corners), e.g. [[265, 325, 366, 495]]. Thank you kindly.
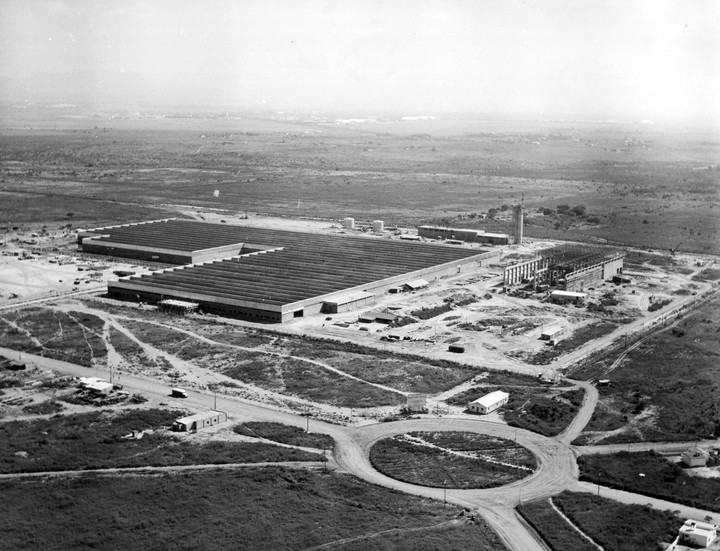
[[487, 208, 498, 220], [556, 204, 570, 214], [571, 205, 586, 216]]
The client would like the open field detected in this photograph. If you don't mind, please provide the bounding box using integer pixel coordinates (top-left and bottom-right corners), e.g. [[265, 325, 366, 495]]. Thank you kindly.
[[572, 295, 720, 445], [1, 110, 718, 254], [0, 467, 506, 551], [0, 408, 322, 473], [370, 431, 536, 489], [519, 491, 680, 551], [578, 451, 720, 512]]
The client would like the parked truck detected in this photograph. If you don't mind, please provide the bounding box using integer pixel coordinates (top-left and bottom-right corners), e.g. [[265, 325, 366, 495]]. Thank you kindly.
[[171, 388, 188, 398]]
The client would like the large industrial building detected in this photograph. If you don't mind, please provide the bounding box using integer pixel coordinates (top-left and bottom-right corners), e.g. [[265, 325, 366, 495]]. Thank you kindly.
[[80, 219, 501, 323], [503, 245, 625, 292], [418, 226, 511, 245]]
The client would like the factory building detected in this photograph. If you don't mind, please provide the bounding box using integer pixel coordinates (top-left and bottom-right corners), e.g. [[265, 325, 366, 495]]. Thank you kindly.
[[503, 245, 624, 292], [85, 220, 500, 323], [418, 226, 511, 245]]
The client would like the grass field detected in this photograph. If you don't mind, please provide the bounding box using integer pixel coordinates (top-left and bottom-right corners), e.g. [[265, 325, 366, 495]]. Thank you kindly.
[[0, 467, 507, 551], [0, 408, 322, 473], [370, 431, 535, 489], [519, 491, 680, 551], [572, 295, 720, 444], [578, 451, 720, 512]]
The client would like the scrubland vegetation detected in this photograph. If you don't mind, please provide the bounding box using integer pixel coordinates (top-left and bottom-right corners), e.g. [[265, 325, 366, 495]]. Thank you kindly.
[[370, 431, 535, 489], [519, 491, 680, 551], [0, 467, 506, 551], [578, 451, 720, 512]]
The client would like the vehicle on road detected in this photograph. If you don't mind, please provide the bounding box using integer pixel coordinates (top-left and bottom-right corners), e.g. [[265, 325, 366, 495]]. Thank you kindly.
[[171, 388, 188, 398]]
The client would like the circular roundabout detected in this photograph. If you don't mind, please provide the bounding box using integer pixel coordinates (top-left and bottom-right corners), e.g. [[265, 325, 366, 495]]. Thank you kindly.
[[370, 430, 537, 489]]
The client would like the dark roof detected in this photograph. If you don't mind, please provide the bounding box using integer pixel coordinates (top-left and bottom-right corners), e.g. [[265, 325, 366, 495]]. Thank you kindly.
[[108, 220, 487, 308]]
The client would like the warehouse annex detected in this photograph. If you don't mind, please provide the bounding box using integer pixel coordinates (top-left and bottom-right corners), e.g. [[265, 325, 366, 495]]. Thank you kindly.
[[79, 219, 500, 323]]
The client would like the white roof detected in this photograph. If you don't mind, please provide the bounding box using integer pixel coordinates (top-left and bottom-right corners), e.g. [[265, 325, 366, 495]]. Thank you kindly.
[[324, 291, 375, 306], [405, 278, 429, 289], [541, 326, 563, 335], [680, 520, 717, 535], [79, 377, 108, 386], [471, 390, 510, 407], [86, 381, 113, 391], [551, 290, 587, 298], [176, 410, 225, 424]]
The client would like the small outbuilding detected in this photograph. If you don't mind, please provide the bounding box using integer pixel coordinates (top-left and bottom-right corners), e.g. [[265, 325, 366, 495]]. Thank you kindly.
[[173, 410, 227, 432], [403, 279, 429, 291], [78, 377, 113, 395], [679, 519, 718, 548], [540, 326, 564, 340], [358, 311, 398, 324], [468, 390, 510, 415], [406, 394, 427, 413], [550, 290, 587, 304], [682, 448, 709, 467]]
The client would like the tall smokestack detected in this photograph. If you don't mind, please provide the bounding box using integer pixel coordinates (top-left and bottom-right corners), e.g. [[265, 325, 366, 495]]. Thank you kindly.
[[513, 204, 524, 245]]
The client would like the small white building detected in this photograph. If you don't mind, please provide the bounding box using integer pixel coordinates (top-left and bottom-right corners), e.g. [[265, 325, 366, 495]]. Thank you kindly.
[[682, 448, 709, 467], [78, 377, 113, 395], [679, 519, 718, 548], [540, 326, 564, 340], [173, 410, 227, 432], [468, 390, 510, 414]]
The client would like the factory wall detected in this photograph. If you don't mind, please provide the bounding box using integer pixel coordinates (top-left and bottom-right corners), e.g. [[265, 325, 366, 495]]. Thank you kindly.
[[565, 266, 603, 292]]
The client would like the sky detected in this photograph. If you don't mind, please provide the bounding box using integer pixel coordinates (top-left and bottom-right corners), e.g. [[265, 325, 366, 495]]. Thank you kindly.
[[0, 0, 718, 121]]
